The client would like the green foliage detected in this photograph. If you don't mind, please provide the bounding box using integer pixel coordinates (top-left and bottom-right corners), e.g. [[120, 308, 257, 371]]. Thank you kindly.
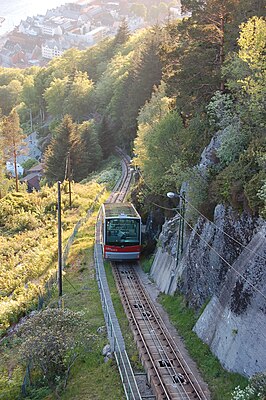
[[113, 18, 130, 48], [22, 158, 39, 172], [17, 308, 95, 391], [44, 115, 75, 183], [0, 79, 23, 116], [140, 255, 154, 273], [72, 121, 102, 181], [0, 366, 23, 400], [0, 178, 106, 332]]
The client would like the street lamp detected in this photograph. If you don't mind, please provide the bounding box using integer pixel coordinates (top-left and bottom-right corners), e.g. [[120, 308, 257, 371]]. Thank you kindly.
[[166, 192, 178, 199], [166, 191, 186, 294]]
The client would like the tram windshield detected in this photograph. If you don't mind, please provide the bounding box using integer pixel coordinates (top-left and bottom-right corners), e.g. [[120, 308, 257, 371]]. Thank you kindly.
[[106, 218, 140, 246]]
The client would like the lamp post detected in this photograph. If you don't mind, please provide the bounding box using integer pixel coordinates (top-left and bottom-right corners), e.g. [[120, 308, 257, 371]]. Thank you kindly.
[[166, 191, 186, 294]]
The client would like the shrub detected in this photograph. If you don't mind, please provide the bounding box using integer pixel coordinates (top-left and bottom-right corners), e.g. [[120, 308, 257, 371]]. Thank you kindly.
[[17, 308, 96, 393]]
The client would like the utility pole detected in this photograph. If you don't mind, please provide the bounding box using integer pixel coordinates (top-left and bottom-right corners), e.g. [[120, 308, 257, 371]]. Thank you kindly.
[[57, 181, 63, 300]]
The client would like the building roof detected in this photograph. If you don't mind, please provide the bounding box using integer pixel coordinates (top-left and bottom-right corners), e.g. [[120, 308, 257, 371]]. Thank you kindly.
[[27, 163, 43, 173], [20, 172, 40, 182]]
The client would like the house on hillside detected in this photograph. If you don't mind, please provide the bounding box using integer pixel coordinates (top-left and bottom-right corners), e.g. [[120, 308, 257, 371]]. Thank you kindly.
[[20, 163, 44, 192], [20, 173, 41, 192]]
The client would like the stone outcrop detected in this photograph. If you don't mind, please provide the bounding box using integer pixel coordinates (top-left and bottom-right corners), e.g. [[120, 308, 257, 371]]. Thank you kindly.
[[150, 205, 266, 377]]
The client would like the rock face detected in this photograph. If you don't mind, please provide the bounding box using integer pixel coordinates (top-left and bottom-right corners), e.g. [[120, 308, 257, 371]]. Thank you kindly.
[[194, 225, 266, 377], [150, 205, 266, 377]]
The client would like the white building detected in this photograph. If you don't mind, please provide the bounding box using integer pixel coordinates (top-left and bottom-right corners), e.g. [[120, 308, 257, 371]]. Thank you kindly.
[[6, 161, 24, 177], [85, 26, 107, 44], [42, 22, 63, 36], [42, 40, 64, 59], [67, 26, 107, 45]]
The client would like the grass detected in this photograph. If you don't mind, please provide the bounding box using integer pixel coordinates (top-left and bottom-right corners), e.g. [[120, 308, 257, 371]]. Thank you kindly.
[[159, 293, 248, 400], [140, 255, 154, 273]]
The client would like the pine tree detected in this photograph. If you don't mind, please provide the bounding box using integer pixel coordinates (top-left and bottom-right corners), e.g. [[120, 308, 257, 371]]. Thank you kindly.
[[72, 121, 102, 181], [161, 0, 254, 115], [113, 18, 130, 48], [44, 115, 76, 183], [97, 115, 116, 159]]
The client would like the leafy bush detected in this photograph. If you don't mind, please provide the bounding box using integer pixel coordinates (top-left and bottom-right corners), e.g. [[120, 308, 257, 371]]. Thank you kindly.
[[17, 308, 95, 392]]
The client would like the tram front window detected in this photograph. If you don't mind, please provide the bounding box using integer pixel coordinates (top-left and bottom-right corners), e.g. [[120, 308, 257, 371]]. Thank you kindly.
[[106, 219, 140, 246]]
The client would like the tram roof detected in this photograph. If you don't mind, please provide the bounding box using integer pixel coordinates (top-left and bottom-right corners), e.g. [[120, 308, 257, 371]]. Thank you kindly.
[[103, 202, 140, 219]]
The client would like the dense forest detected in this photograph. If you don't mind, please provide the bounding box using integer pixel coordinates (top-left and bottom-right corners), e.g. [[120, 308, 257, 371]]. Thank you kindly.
[[0, 2, 265, 219], [0, 1, 265, 398]]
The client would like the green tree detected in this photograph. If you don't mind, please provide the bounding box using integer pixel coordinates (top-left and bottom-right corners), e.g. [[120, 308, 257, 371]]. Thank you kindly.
[[72, 121, 102, 181], [109, 28, 163, 145], [113, 18, 130, 48], [97, 115, 116, 159], [136, 110, 185, 191], [1, 109, 26, 192], [44, 115, 76, 183], [44, 77, 68, 119], [79, 37, 115, 83], [0, 80, 23, 116], [20, 75, 38, 130], [237, 17, 266, 126], [64, 71, 94, 122], [160, 0, 250, 115]]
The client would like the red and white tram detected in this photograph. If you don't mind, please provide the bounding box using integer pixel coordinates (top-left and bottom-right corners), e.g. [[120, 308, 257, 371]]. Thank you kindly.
[[100, 203, 141, 261]]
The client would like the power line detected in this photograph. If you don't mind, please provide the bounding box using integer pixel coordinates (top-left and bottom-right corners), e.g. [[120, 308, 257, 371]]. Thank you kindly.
[[136, 168, 266, 262], [183, 197, 266, 263], [151, 200, 266, 301]]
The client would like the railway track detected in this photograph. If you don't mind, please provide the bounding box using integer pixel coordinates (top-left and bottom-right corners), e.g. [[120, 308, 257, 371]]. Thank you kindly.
[[95, 148, 209, 400], [107, 147, 133, 203], [112, 263, 209, 400]]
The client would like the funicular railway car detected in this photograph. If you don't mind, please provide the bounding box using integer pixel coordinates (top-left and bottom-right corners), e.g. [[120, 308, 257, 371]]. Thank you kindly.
[[101, 203, 141, 261]]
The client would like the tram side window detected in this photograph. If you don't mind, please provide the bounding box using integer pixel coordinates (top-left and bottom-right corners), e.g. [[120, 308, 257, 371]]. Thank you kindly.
[[106, 218, 140, 245]]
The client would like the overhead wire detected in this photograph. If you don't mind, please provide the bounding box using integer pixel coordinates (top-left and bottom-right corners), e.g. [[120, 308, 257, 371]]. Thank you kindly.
[[135, 167, 266, 262], [150, 199, 266, 302], [181, 196, 266, 263]]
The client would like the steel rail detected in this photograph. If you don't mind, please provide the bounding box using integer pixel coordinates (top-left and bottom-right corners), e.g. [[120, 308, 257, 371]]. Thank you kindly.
[[114, 266, 192, 400], [114, 265, 209, 400], [113, 265, 172, 400]]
